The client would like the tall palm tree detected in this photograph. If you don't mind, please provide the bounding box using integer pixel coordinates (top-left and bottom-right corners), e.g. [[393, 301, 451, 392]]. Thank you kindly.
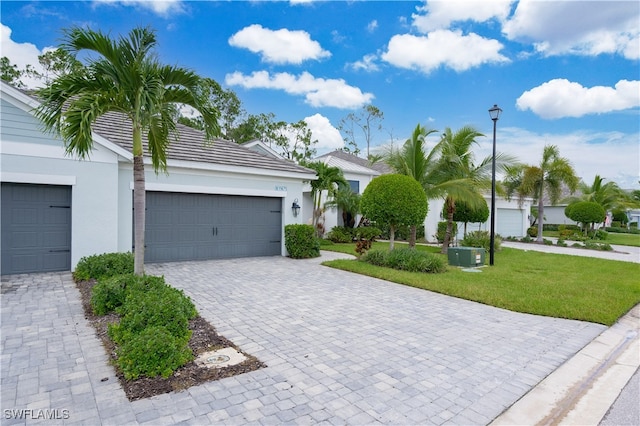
[[385, 124, 437, 247], [34, 26, 220, 274], [305, 161, 348, 236], [504, 145, 578, 243], [426, 127, 494, 253]]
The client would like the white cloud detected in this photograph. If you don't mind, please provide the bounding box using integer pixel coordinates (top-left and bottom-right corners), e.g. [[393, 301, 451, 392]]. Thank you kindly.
[[304, 113, 344, 151], [228, 24, 331, 65], [381, 30, 509, 74], [348, 54, 380, 72], [516, 79, 640, 119], [503, 0, 639, 59], [0, 23, 53, 89], [93, 0, 186, 17], [367, 20, 378, 33], [225, 70, 374, 109], [412, 0, 513, 32], [481, 127, 640, 190]]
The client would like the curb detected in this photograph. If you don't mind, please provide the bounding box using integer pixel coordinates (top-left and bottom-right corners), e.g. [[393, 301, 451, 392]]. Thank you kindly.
[[490, 304, 640, 426]]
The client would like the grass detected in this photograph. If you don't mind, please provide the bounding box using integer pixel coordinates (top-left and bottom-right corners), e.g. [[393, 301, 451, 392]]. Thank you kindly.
[[543, 231, 640, 247], [321, 242, 640, 326]]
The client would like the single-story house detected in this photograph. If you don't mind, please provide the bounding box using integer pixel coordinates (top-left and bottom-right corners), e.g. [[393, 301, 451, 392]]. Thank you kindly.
[[315, 150, 533, 242], [0, 81, 316, 275]]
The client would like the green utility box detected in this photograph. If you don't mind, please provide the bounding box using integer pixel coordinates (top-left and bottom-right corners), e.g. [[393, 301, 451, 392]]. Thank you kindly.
[[448, 247, 485, 267]]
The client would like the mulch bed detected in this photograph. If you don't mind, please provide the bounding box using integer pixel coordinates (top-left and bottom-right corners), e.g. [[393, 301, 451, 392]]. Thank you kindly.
[[76, 279, 266, 401]]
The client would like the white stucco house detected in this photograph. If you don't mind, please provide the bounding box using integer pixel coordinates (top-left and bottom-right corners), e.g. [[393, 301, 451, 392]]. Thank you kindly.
[[0, 81, 316, 275], [315, 150, 533, 243]]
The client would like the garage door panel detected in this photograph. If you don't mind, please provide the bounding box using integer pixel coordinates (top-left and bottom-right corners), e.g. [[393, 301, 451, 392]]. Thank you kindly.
[[144, 192, 282, 263], [1, 183, 71, 275]]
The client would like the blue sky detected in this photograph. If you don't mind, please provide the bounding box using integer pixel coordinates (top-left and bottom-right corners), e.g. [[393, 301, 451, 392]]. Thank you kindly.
[[2, 0, 639, 188]]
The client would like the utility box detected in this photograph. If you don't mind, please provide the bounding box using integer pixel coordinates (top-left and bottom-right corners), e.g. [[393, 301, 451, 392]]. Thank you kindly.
[[448, 247, 485, 267]]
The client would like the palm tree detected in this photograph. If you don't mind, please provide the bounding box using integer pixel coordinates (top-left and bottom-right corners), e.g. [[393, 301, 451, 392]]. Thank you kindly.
[[324, 185, 361, 228], [34, 26, 220, 275], [385, 124, 437, 247], [504, 145, 578, 243], [563, 175, 639, 221], [305, 161, 348, 237]]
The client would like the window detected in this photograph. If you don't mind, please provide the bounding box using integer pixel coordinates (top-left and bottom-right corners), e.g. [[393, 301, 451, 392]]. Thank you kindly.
[[347, 180, 360, 194]]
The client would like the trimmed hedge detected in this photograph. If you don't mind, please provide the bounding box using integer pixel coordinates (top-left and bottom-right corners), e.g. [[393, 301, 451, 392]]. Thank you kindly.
[[74, 252, 134, 281], [360, 248, 447, 273], [285, 224, 320, 258]]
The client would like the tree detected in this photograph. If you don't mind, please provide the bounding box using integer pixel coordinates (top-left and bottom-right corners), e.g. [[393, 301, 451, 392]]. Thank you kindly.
[[385, 124, 437, 247], [37, 48, 84, 84], [338, 104, 384, 157], [360, 174, 428, 250], [305, 162, 347, 237], [563, 175, 639, 216], [1, 57, 25, 88], [446, 200, 490, 236], [227, 112, 274, 144], [565, 201, 606, 234], [504, 145, 578, 243], [34, 26, 220, 275], [272, 120, 317, 163], [425, 126, 516, 253]]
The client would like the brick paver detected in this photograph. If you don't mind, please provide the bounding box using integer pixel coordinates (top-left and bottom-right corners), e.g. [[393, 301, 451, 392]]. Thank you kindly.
[[1, 252, 605, 425]]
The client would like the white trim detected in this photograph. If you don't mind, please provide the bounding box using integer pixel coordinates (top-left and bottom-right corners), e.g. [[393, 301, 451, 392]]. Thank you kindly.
[[134, 182, 285, 198], [1, 172, 77, 185]]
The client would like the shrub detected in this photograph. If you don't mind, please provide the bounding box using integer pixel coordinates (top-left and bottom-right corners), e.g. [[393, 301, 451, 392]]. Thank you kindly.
[[109, 282, 196, 344], [584, 241, 613, 251], [354, 226, 381, 257], [527, 226, 538, 238], [74, 252, 134, 281], [556, 239, 567, 247], [543, 239, 554, 245], [91, 274, 169, 316], [285, 224, 320, 259], [520, 236, 533, 243], [361, 248, 446, 273], [589, 229, 608, 240], [460, 231, 501, 253], [325, 226, 354, 243], [116, 326, 193, 380], [565, 201, 606, 233], [605, 227, 640, 235]]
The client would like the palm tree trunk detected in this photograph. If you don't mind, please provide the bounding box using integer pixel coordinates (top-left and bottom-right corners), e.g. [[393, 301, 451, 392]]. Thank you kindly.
[[133, 155, 146, 275], [537, 197, 544, 244], [389, 225, 395, 250], [441, 197, 455, 254]]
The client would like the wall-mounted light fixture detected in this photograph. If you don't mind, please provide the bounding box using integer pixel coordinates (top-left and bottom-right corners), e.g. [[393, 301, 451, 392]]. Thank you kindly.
[[292, 198, 301, 217]]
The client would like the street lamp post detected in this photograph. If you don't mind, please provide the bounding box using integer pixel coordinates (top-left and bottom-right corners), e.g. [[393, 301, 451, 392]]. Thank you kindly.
[[488, 104, 502, 266]]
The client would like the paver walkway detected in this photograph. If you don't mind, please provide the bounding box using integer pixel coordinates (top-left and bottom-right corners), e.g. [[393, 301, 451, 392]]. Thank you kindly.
[[1, 252, 606, 425]]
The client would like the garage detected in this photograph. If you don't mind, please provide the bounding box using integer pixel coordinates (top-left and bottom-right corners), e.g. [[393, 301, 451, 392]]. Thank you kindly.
[[143, 191, 282, 263], [1, 183, 72, 275], [496, 208, 524, 238]]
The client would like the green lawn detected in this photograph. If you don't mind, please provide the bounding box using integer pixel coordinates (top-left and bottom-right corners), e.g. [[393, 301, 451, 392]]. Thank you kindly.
[[321, 242, 640, 326], [543, 231, 640, 247]]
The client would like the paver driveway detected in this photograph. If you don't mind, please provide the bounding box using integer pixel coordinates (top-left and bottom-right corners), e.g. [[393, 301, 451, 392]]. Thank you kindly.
[[1, 252, 606, 425]]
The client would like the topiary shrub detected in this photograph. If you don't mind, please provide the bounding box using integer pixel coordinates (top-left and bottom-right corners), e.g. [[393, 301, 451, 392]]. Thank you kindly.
[[116, 326, 193, 380], [565, 201, 606, 234], [74, 252, 134, 281], [285, 224, 320, 259]]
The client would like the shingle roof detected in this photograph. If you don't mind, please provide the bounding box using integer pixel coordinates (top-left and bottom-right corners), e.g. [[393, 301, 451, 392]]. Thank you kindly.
[[320, 155, 380, 176], [316, 150, 392, 174], [89, 112, 314, 175]]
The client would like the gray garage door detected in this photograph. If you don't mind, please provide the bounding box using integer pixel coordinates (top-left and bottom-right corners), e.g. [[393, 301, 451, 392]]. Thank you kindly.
[[496, 208, 524, 238], [143, 191, 282, 263], [1, 183, 72, 275]]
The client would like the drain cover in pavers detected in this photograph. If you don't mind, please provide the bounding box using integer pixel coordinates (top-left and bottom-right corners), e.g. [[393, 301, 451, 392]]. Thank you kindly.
[[194, 347, 246, 369]]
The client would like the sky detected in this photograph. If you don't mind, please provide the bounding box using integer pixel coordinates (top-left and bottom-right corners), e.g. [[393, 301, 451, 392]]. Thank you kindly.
[[1, 0, 639, 189]]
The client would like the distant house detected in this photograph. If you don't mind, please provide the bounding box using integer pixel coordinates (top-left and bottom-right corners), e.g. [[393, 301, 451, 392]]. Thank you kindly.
[[0, 81, 315, 275], [313, 150, 532, 242]]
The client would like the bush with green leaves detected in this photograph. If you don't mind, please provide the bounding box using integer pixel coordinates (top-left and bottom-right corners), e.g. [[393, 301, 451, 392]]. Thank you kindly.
[[325, 226, 354, 243], [109, 283, 196, 344], [565, 201, 606, 233], [460, 230, 501, 253], [584, 241, 613, 251], [115, 326, 193, 380], [74, 252, 134, 281], [361, 248, 447, 273], [605, 227, 640, 235], [91, 274, 168, 316], [527, 226, 538, 238], [285, 224, 320, 259]]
